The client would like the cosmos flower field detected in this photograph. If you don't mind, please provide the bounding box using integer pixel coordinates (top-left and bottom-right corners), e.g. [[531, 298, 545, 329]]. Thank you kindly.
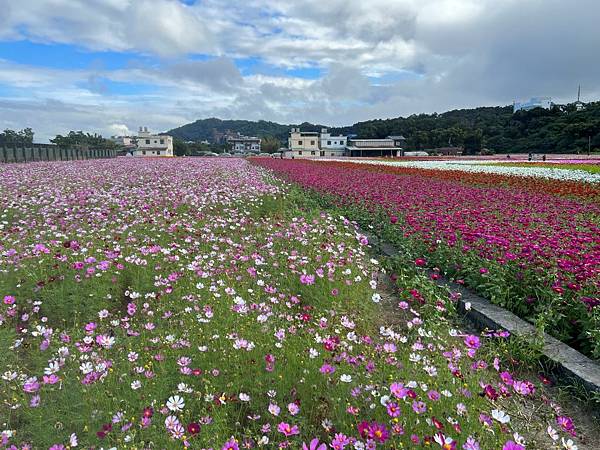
[[0, 158, 593, 449], [254, 158, 600, 359]]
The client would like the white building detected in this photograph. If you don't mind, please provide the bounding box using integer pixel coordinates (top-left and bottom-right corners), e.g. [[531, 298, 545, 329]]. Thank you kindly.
[[287, 128, 321, 158], [513, 97, 552, 113], [132, 127, 174, 157], [319, 129, 347, 157], [227, 135, 261, 153]]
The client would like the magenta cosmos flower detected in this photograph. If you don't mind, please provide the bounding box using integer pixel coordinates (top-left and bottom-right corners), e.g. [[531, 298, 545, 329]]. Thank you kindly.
[[303, 438, 326, 450], [277, 422, 300, 436]]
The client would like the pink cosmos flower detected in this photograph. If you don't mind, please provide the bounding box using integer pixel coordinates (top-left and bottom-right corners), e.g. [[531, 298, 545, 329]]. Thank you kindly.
[[3, 295, 15, 305], [300, 274, 315, 285], [386, 402, 401, 417], [320, 363, 335, 374], [502, 441, 524, 450], [222, 438, 239, 450], [23, 377, 40, 393], [277, 422, 299, 436], [288, 402, 300, 415], [412, 400, 427, 414], [303, 438, 326, 450], [464, 335, 481, 350]]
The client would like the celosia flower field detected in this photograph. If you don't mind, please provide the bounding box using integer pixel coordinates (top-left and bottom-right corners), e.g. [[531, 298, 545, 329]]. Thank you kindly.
[[0, 158, 592, 449], [253, 159, 600, 358]]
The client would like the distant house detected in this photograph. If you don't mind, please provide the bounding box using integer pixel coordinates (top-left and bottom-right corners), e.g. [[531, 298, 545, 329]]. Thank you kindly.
[[131, 127, 174, 157], [513, 97, 552, 113], [319, 129, 347, 157], [345, 137, 404, 157], [285, 128, 405, 158], [226, 135, 261, 153], [110, 135, 137, 156], [287, 128, 321, 158]]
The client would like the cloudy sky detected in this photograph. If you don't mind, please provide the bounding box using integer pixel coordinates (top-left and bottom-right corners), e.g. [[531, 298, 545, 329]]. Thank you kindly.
[[0, 0, 599, 142]]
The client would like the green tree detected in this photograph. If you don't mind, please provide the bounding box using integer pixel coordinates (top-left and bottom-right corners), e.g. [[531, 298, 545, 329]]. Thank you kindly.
[[261, 136, 281, 153], [463, 129, 483, 154], [0, 128, 34, 145]]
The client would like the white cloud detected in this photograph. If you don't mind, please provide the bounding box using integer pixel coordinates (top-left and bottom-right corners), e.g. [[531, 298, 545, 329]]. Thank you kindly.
[[0, 0, 599, 140]]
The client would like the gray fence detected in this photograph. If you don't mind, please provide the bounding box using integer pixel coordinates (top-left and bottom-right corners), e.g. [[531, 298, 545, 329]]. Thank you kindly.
[[0, 144, 117, 163]]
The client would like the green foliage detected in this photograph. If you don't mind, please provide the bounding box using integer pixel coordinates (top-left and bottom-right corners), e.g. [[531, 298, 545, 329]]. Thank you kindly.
[[51, 131, 117, 149], [167, 118, 327, 143], [168, 100, 600, 154], [339, 102, 600, 154], [0, 128, 34, 145], [261, 135, 281, 153]]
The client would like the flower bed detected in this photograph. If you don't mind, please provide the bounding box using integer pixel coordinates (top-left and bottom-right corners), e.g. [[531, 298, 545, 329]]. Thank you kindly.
[[0, 158, 592, 449], [323, 159, 600, 184], [253, 158, 600, 359]]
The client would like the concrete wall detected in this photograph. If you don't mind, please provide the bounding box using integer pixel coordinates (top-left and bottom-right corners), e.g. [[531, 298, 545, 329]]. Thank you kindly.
[[0, 144, 117, 163]]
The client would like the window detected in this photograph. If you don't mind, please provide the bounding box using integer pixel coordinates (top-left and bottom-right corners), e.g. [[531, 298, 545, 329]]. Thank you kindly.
[[320, 151, 325, 156], [160, 139, 164, 144], [327, 141, 331, 145], [298, 150, 303, 155], [310, 140, 315, 145], [331, 152, 335, 156], [157, 151, 161, 155], [311, 151, 315, 155], [142, 150, 146, 155], [298, 140, 303, 145], [145, 139, 150, 144], [154, 140, 158, 144]]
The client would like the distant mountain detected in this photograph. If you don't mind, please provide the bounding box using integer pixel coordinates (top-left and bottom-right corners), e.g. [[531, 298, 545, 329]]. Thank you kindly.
[[168, 101, 600, 153], [167, 118, 328, 143]]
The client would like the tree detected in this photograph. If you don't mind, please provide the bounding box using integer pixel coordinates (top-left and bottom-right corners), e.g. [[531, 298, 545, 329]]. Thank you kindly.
[[0, 128, 34, 146], [51, 131, 117, 149], [261, 136, 281, 153], [463, 129, 483, 154], [173, 139, 191, 156]]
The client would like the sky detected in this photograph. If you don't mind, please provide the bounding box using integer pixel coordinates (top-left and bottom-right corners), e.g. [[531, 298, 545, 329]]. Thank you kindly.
[[0, 0, 599, 142]]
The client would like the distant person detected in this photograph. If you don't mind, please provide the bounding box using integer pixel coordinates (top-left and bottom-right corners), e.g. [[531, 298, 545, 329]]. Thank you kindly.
[[506, 154, 511, 159], [528, 152, 532, 161], [542, 154, 546, 161]]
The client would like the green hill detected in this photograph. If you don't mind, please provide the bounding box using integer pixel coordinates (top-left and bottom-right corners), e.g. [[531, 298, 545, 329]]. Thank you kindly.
[[168, 101, 600, 153], [167, 118, 326, 143]]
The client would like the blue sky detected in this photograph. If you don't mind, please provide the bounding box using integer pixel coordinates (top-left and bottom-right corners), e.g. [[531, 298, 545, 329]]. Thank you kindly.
[[0, 0, 598, 142]]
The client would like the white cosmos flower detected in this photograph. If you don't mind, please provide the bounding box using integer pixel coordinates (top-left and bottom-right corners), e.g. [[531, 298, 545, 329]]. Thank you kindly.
[[547, 425, 559, 441], [562, 438, 578, 450], [178, 383, 193, 393], [167, 395, 185, 412], [80, 362, 93, 374], [371, 293, 381, 303], [130, 380, 141, 390], [491, 409, 510, 424], [239, 393, 250, 402], [340, 374, 352, 383]]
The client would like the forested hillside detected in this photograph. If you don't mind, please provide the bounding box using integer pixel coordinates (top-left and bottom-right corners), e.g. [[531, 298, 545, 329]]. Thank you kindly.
[[168, 102, 600, 153]]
